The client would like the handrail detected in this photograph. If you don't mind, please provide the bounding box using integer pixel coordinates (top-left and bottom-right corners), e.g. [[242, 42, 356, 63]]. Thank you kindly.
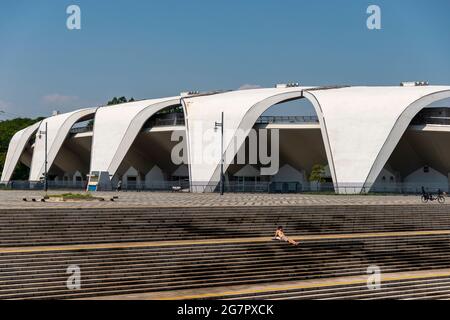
[[69, 126, 94, 134], [255, 115, 319, 124], [69, 115, 320, 133]]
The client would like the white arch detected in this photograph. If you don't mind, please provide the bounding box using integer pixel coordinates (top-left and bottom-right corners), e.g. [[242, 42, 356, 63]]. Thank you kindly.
[[89, 97, 181, 178], [363, 89, 450, 190], [207, 90, 333, 189], [0, 121, 41, 183], [182, 87, 316, 191], [304, 86, 450, 193], [29, 108, 96, 181], [185, 85, 450, 193]]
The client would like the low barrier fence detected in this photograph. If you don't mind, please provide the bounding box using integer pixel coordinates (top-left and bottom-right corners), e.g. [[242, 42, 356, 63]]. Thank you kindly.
[[1, 180, 446, 195]]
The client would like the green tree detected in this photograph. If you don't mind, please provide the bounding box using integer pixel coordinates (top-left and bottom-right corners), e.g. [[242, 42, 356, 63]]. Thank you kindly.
[[309, 164, 326, 183], [107, 96, 134, 106]]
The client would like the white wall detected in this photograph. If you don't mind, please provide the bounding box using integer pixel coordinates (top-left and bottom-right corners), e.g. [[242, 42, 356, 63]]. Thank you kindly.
[[271, 164, 306, 184], [404, 166, 448, 192], [233, 164, 260, 177], [73, 170, 83, 183], [372, 168, 399, 192], [172, 164, 189, 178], [145, 165, 165, 188], [122, 166, 141, 188]]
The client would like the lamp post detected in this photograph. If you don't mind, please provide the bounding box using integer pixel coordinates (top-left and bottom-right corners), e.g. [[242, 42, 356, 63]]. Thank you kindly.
[[39, 122, 48, 193], [214, 112, 224, 195]]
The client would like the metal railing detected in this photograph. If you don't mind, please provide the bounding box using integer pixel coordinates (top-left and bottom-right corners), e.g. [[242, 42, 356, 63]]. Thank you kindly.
[[255, 115, 319, 124], [1, 180, 448, 195], [69, 126, 93, 134], [411, 116, 450, 126], [146, 117, 186, 128], [67, 115, 321, 134], [1, 180, 87, 190]]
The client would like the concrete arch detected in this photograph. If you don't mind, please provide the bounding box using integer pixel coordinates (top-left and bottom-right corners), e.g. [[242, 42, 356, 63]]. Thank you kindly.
[[0, 121, 41, 183], [208, 90, 334, 189], [364, 89, 450, 190], [186, 85, 450, 193], [29, 108, 96, 181], [89, 97, 181, 179], [302, 91, 337, 187], [182, 87, 317, 191], [304, 86, 450, 193]]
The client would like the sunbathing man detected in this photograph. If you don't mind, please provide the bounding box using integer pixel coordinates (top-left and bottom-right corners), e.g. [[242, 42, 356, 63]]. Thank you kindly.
[[274, 226, 299, 246]]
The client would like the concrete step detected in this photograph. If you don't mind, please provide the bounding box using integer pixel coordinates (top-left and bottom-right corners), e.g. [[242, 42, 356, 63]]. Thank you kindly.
[[1, 204, 450, 247], [213, 276, 450, 300], [2, 234, 450, 299]]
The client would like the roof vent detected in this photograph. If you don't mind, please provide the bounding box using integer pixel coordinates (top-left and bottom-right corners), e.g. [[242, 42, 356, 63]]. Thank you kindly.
[[52, 110, 60, 116], [180, 91, 200, 97], [276, 83, 300, 88], [400, 81, 429, 87]]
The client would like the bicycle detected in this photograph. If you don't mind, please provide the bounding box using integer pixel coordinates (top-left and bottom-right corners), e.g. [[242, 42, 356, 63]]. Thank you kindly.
[[421, 193, 445, 203]]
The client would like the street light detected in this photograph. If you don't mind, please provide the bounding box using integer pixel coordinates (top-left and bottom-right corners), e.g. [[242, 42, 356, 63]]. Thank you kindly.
[[38, 122, 48, 193], [214, 112, 224, 195]]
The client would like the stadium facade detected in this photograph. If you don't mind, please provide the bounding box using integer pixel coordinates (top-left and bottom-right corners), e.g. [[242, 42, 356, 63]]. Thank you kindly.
[[2, 83, 450, 194]]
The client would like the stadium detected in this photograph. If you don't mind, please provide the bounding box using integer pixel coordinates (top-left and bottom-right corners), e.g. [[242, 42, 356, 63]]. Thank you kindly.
[[5, 0, 450, 309], [2, 82, 450, 194]]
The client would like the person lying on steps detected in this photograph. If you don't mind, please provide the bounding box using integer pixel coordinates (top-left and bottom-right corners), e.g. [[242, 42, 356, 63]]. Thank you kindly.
[[274, 226, 299, 246]]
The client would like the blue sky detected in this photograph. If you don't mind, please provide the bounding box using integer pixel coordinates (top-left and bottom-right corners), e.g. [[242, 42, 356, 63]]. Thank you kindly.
[[0, 0, 450, 118]]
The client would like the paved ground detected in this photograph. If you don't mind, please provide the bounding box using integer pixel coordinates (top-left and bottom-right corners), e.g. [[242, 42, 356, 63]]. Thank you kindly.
[[0, 190, 439, 209]]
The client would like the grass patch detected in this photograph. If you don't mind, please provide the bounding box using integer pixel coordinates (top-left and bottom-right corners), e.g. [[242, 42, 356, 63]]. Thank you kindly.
[[45, 193, 95, 200]]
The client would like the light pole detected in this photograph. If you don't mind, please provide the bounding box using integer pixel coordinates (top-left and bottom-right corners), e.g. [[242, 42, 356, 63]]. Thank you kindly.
[[39, 122, 48, 193], [214, 112, 224, 195]]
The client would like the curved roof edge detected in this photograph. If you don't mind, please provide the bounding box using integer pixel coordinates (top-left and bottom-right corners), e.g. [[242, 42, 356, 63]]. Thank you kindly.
[[90, 97, 181, 177], [182, 87, 316, 192], [305, 86, 450, 193], [0, 121, 41, 183], [364, 89, 450, 190], [29, 108, 97, 181]]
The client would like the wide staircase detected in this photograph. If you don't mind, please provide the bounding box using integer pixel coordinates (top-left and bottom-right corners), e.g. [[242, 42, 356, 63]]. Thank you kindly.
[[1, 204, 450, 299], [2, 205, 450, 246]]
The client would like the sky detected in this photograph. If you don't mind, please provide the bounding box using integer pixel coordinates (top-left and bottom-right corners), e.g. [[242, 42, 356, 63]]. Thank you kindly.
[[0, 0, 450, 118]]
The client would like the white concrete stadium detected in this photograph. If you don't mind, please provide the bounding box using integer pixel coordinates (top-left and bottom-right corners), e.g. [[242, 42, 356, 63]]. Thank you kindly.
[[2, 83, 450, 194]]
